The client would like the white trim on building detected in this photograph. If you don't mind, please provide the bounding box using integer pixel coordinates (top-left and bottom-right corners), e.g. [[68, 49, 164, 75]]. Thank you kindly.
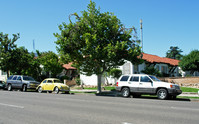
[[0, 70, 7, 81]]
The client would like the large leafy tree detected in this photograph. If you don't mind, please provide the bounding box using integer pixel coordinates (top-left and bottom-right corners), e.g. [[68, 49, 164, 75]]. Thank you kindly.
[[108, 68, 122, 85], [54, 1, 142, 93], [0, 32, 20, 77], [179, 50, 199, 74], [10, 47, 32, 75], [166, 46, 183, 60], [38, 51, 63, 78], [26, 51, 42, 81]]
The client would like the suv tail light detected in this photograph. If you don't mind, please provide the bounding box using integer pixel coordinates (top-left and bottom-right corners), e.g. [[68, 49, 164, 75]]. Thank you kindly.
[[116, 82, 118, 86]]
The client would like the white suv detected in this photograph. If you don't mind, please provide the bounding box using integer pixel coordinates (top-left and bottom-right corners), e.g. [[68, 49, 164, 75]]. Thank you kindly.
[[116, 74, 182, 99]]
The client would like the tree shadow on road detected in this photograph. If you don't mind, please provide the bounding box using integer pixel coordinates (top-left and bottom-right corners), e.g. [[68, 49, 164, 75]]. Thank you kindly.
[[138, 96, 191, 102], [95, 91, 192, 102]]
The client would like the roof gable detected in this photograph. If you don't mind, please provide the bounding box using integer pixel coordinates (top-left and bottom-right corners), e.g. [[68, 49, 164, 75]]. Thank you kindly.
[[62, 63, 76, 70], [142, 53, 179, 66]]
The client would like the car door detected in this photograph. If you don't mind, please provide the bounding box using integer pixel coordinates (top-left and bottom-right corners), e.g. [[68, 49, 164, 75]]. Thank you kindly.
[[128, 76, 140, 92], [138, 75, 154, 93], [16, 76, 23, 88], [11, 76, 18, 88], [45, 80, 54, 91], [41, 80, 47, 90]]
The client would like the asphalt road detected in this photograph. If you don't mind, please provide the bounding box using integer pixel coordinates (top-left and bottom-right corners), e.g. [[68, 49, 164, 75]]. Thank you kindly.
[[0, 90, 199, 124]]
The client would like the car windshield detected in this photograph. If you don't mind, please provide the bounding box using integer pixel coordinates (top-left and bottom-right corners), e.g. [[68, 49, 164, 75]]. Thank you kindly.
[[149, 76, 161, 82], [23, 76, 35, 81], [54, 79, 63, 83]]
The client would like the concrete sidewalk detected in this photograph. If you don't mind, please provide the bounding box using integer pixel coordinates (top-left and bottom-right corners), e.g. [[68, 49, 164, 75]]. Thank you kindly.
[[179, 92, 199, 97]]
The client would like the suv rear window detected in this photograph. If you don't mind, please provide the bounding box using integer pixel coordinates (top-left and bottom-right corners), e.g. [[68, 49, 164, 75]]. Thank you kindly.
[[120, 76, 129, 81], [130, 76, 139, 82], [12, 76, 18, 80], [23, 76, 35, 81], [8, 75, 14, 80]]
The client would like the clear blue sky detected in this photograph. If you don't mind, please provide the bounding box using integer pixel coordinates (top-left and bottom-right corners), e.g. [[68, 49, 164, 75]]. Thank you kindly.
[[1, 0, 199, 57]]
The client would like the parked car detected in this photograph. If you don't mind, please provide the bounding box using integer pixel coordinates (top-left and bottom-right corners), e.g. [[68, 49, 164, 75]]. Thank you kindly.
[[0, 80, 6, 89], [6, 75, 40, 91], [37, 78, 70, 94], [116, 74, 182, 100]]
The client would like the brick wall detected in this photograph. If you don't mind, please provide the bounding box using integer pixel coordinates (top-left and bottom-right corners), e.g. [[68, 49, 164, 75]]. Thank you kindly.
[[159, 77, 199, 88]]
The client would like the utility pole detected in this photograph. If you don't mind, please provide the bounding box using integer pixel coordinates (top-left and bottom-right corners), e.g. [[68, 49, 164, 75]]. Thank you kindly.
[[140, 19, 143, 52], [33, 39, 35, 52]]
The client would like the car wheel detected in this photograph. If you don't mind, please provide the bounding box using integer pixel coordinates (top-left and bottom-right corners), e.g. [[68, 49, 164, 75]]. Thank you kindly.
[[38, 87, 42, 93], [22, 85, 27, 92], [157, 89, 168, 100], [54, 87, 59, 94], [8, 84, 12, 91], [121, 87, 130, 98]]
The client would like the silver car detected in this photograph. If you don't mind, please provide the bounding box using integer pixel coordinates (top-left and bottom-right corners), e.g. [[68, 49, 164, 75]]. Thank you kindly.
[[6, 75, 40, 91]]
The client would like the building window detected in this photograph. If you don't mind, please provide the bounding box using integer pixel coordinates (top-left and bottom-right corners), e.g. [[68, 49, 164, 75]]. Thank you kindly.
[[1, 71, 7, 75], [156, 65, 160, 71], [134, 65, 139, 74], [161, 66, 168, 73]]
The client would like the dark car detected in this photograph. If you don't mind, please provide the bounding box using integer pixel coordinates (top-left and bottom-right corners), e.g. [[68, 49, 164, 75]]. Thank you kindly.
[[6, 75, 40, 91], [0, 81, 6, 89]]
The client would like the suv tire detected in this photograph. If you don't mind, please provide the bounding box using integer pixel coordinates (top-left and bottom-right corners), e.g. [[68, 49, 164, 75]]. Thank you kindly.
[[121, 87, 130, 98], [22, 85, 27, 92], [8, 84, 12, 91], [157, 89, 168, 100]]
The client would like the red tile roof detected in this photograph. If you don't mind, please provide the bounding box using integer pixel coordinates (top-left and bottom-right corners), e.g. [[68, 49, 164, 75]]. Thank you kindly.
[[62, 53, 179, 69], [62, 63, 77, 70], [142, 53, 179, 66]]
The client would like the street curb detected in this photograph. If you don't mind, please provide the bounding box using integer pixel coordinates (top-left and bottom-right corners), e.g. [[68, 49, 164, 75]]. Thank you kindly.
[[70, 90, 199, 101]]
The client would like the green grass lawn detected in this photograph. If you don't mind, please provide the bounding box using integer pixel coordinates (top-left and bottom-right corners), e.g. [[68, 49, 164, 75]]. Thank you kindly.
[[103, 86, 116, 91], [180, 87, 199, 93]]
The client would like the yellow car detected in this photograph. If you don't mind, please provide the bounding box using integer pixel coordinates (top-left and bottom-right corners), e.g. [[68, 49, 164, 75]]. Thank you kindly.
[[37, 78, 70, 94]]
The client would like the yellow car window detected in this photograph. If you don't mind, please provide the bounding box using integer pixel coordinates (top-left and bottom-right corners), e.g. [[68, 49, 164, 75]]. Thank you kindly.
[[47, 80, 53, 83]]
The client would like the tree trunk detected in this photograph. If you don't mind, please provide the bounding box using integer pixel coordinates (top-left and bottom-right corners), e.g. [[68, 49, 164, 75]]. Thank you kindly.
[[6, 70, 9, 78], [97, 74, 102, 93]]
